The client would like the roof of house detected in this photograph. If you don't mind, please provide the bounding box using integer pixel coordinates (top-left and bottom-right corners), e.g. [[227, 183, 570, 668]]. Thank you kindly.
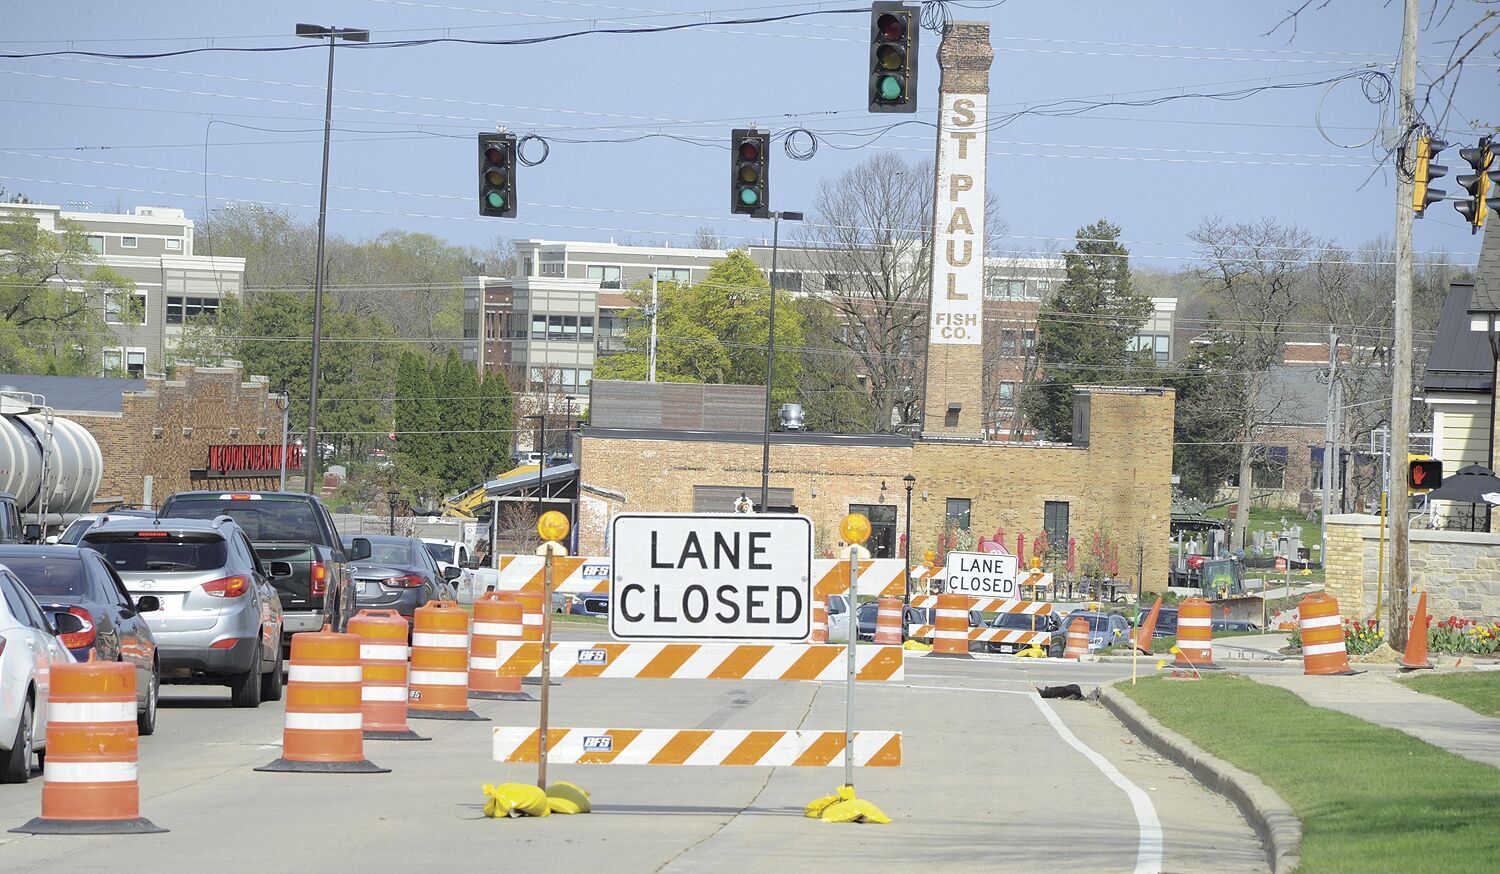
[[0, 373, 145, 414], [1425, 281, 1493, 395], [1467, 220, 1500, 313]]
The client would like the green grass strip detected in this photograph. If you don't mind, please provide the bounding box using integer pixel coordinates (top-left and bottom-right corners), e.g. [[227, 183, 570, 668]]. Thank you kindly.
[[1399, 672, 1500, 718], [1119, 673, 1500, 873]]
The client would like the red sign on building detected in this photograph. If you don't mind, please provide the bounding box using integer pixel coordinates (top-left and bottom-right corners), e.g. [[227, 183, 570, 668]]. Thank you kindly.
[[206, 443, 304, 476]]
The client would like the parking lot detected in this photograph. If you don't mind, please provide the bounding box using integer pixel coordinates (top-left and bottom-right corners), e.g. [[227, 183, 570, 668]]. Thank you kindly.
[[0, 636, 1268, 873]]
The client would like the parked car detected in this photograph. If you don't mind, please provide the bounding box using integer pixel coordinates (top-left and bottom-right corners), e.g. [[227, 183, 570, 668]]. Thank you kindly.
[[343, 534, 459, 625], [832, 600, 978, 645], [0, 562, 74, 782], [1132, 607, 1261, 638], [83, 516, 284, 708], [50, 509, 157, 545], [156, 491, 368, 640], [0, 492, 39, 545], [421, 538, 475, 600], [1056, 610, 1133, 651], [568, 592, 609, 617], [848, 600, 923, 641], [987, 611, 1063, 657], [0, 545, 160, 734]]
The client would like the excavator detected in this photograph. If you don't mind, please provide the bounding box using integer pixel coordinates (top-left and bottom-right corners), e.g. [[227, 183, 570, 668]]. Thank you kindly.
[[439, 464, 537, 519]]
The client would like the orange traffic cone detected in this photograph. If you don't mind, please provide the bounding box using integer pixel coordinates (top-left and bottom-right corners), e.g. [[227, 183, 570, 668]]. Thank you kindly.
[[1133, 596, 1162, 654], [1399, 592, 1434, 671]]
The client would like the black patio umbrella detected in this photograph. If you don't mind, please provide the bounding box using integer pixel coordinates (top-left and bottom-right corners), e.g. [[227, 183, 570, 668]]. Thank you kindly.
[[1425, 464, 1500, 505]]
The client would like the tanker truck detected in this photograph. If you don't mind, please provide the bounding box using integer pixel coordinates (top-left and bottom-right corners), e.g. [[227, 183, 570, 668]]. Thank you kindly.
[[0, 391, 104, 538]]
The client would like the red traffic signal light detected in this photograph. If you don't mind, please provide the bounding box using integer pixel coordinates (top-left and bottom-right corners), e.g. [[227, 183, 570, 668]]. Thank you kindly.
[[1407, 458, 1442, 491]]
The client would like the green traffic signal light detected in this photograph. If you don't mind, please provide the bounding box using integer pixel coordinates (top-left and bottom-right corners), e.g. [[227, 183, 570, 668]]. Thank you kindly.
[[485, 191, 506, 209], [478, 132, 517, 218], [738, 188, 759, 207], [730, 128, 769, 217], [878, 75, 902, 100], [869, 4, 918, 113]]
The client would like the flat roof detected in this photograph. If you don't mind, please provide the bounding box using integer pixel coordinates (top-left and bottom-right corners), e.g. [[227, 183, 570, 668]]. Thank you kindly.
[[581, 427, 913, 448]]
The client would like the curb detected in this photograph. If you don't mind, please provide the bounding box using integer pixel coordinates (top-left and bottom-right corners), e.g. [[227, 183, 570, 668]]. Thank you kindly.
[[1098, 683, 1302, 874]]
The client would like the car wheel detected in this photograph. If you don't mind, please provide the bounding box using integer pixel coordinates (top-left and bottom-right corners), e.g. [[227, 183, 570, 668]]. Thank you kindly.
[[229, 664, 262, 708], [137, 659, 159, 737], [1, 696, 34, 784], [260, 639, 284, 702]]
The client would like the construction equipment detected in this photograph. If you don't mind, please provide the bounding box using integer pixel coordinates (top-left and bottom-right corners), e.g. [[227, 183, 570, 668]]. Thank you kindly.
[[439, 465, 537, 519]]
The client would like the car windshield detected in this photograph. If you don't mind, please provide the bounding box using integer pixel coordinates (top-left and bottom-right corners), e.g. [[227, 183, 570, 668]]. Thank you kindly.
[[994, 612, 1050, 630], [1067, 614, 1116, 633], [163, 497, 318, 542], [58, 518, 97, 545], [0, 555, 86, 596], [351, 539, 411, 566], [85, 532, 228, 572], [423, 543, 456, 564]]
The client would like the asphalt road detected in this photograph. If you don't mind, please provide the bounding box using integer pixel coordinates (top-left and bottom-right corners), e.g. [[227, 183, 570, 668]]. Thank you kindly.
[[0, 649, 1268, 873]]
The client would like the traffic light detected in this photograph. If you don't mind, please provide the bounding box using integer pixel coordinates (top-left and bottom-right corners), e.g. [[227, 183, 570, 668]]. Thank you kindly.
[[1454, 135, 1498, 233], [478, 132, 517, 218], [869, 2, 919, 113], [1407, 455, 1442, 492], [730, 128, 770, 218], [1411, 135, 1448, 217]]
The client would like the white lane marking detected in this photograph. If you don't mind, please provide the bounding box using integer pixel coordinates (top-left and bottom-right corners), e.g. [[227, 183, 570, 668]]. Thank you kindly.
[[898, 682, 1033, 695], [1033, 695, 1164, 874]]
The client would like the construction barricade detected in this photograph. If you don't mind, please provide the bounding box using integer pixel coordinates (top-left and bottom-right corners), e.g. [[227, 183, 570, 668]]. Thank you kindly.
[[874, 597, 903, 644], [257, 627, 389, 773], [1298, 593, 1356, 676], [349, 609, 426, 741], [1064, 618, 1090, 661], [11, 660, 165, 835], [1174, 597, 1216, 670], [930, 593, 971, 657], [408, 600, 486, 721], [811, 599, 828, 643], [470, 593, 531, 701]]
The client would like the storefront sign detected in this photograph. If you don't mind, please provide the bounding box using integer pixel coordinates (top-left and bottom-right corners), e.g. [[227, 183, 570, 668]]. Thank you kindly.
[[204, 443, 303, 477]]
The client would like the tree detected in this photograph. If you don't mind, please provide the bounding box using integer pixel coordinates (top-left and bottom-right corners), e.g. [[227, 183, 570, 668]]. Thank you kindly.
[[1, 213, 139, 375], [478, 370, 516, 478], [1163, 341, 1249, 501], [393, 351, 441, 493], [1022, 219, 1154, 441], [793, 297, 883, 432]]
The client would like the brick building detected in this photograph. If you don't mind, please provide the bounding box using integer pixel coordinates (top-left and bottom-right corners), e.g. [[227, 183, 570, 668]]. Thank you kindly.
[[0, 364, 289, 509]]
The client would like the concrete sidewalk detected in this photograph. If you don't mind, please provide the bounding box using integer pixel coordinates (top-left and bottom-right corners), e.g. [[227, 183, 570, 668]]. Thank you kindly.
[[1253, 672, 1500, 770]]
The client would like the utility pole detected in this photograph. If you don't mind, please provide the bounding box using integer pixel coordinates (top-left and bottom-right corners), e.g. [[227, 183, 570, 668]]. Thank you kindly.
[[1388, 0, 1418, 650], [758, 210, 803, 512], [647, 272, 659, 382], [295, 23, 368, 491], [1320, 329, 1338, 566]]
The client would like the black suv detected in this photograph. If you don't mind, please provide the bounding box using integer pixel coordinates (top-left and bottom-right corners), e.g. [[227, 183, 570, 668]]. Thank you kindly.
[[157, 491, 369, 642]]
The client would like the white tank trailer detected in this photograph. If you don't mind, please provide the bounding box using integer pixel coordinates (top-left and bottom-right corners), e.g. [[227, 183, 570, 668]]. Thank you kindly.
[[0, 392, 104, 524]]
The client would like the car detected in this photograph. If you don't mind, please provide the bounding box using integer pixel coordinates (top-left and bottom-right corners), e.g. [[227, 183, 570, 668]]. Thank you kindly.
[[0, 493, 40, 545], [568, 592, 609, 617], [850, 600, 923, 641], [157, 491, 368, 640], [0, 562, 74, 783], [343, 534, 459, 626], [1131, 607, 1261, 638], [0, 545, 161, 735], [83, 516, 285, 708], [1056, 610, 1133, 652], [421, 538, 475, 600], [987, 611, 1063, 657]]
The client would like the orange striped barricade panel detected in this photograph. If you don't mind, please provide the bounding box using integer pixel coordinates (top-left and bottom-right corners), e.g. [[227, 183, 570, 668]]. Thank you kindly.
[[909, 595, 1052, 615], [489, 555, 611, 594], [493, 642, 904, 682], [810, 559, 908, 599], [493, 727, 901, 767]]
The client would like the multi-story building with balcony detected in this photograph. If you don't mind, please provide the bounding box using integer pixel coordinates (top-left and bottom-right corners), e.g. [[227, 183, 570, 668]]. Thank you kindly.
[[1, 203, 245, 376]]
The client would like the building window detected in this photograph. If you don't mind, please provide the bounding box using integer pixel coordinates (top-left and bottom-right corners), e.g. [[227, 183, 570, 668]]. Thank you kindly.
[[522, 258, 533, 276], [539, 261, 564, 278], [165, 238, 182, 251], [578, 368, 592, 387], [579, 316, 595, 342], [102, 349, 122, 372], [531, 315, 547, 340], [85, 235, 104, 254], [1154, 334, 1170, 363], [560, 368, 577, 392], [656, 268, 690, 284], [987, 278, 1026, 300], [1023, 330, 1036, 351], [529, 367, 546, 391], [587, 265, 622, 288], [125, 349, 146, 378], [824, 274, 843, 292], [105, 291, 146, 325], [1044, 501, 1069, 551], [945, 498, 971, 532], [770, 271, 801, 293], [165, 295, 218, 325], [547, 315, 566, 341], [1252, 446, 1288, 490], [562, 315, 578, 342], [121, 236, 137, 249], [997, 381, 1015, 407], [1000, 329, 1018, 356], [848, 503, 897, 557]]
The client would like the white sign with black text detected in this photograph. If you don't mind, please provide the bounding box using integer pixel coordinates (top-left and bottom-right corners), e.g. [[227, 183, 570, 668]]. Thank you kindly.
[[943, 550, 1018, 598], [610, 513, 813, 642]]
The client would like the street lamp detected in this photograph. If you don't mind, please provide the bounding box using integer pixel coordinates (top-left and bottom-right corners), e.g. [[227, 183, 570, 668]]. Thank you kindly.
[[387, 488, 399, 535], [296, 22, 369, 490], [903, 473, 916, 605], [759, 210, 804, 512], [524, 413, 546, 532]]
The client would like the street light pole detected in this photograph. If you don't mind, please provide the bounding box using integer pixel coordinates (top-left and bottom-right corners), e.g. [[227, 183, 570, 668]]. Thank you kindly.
[[295, 23, 368, 491], [524, 413, 546, 533], [759, 210, 803, 512], [277, 383, 290, 492], [903, 474, 916, 606]]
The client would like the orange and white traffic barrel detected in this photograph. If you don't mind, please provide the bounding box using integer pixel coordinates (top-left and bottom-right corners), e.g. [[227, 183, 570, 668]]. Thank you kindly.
[[1299, 593, 1355, 676], [874, 597, 903, 645], [12, 660, 165, 834], [811, 599, 828, 643], [407, 600, 486, 721], [348, 609, 426, 742], [257, 627, 388, 773], [1064, 617, 1090, 661], [931, 593, 971, 657], [1174, 597, 1215, 669], [470, 593, 530, 701]]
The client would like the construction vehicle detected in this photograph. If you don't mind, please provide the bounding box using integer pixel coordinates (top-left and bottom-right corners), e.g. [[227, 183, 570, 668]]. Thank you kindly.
[[439, 465, 538, 519]]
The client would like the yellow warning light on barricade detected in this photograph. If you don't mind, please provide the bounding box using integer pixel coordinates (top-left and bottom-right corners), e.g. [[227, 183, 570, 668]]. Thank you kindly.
[[537, 510, 570, 543], [840, 513, 872, 546]]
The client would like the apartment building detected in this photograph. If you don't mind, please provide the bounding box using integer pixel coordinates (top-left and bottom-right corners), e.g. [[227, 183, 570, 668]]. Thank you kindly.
[[1, 203, 245, 376]]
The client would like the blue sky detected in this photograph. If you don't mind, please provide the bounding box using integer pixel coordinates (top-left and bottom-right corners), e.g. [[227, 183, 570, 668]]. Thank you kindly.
[[0, 1, 1492, 273]]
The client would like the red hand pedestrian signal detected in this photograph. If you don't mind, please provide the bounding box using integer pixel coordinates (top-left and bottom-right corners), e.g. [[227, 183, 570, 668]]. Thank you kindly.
[[1407, 458, 1442, 491], [1412, 466, 1425, 485]]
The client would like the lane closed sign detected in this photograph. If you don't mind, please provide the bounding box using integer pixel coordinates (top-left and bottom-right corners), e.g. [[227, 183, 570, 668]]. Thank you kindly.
[[943, 550, 1018, 598], [610, 513, 812, 642]]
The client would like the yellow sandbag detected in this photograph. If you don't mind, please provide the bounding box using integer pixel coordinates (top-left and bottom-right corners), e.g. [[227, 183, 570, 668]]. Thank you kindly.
[[804, 791, 842, 818], [808, 785, 891, 824], [546, 781, 592, 815], [1017, 644, 1046, 658], [902, 639, 932, 651], [482, 782, 551, 818]]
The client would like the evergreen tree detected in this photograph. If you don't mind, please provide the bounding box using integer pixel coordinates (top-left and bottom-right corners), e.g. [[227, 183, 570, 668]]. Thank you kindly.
[[1021, 219, 1154, 441], [478, 370, 515, 477], [393, 351, 440, 487]]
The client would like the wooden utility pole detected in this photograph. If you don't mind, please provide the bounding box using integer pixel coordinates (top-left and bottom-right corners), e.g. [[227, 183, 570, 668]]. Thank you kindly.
[[1388, 0, 1418, 650]]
